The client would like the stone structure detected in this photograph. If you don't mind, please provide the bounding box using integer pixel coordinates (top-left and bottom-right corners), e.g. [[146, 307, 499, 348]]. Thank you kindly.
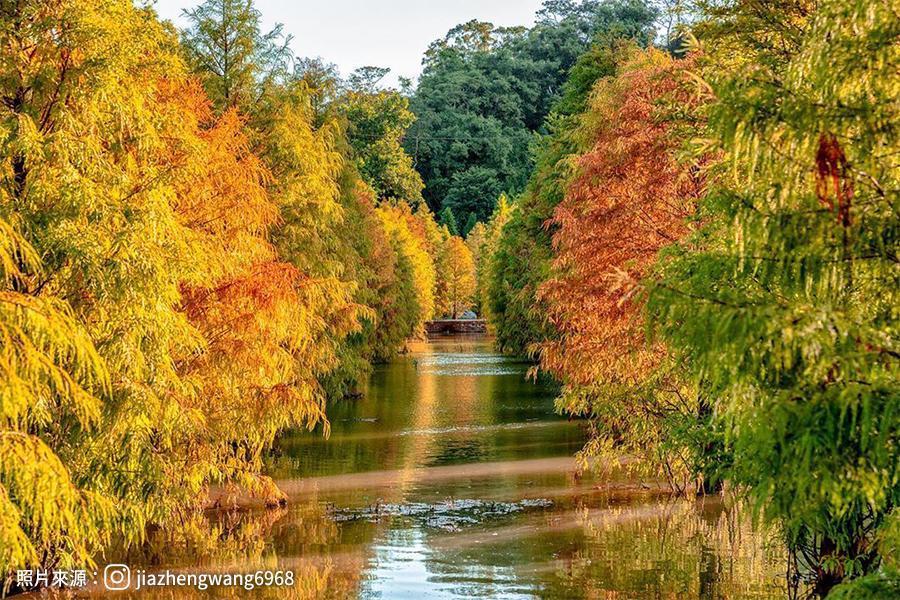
[[424, 319, 487, 335]]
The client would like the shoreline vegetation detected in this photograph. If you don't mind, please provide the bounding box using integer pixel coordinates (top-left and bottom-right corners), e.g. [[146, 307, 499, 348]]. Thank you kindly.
[[1, 0, 897, 598]]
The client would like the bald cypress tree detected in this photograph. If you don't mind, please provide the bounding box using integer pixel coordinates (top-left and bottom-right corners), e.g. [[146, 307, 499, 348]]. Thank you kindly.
[[180, 0, 293, 111], [648, 0, 899, 592]]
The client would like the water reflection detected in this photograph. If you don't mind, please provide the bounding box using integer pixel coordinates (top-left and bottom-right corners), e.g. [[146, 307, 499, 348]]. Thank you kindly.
[[67, 336, 789, 599]]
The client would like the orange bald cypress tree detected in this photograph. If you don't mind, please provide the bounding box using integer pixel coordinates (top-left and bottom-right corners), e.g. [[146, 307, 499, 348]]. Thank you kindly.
[[539, 49, 709, 487], [163, 80, 329, 500]]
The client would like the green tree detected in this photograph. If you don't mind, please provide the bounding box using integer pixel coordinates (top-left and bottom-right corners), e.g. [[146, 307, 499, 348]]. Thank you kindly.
[[284, 65, 437, 394], [463, 212, 478, 237], [407, 0, 657, 219], [181, 0, 293, 111], [647, 0, 899, 593], [292, 57, 342, 123], [320, 168, 410, 394], [469, 195, 512, 321], [340, 78, 425, 204], [347, 65, 390, 92], [439, 207, 459, 236], [442, 167, 507, 223]]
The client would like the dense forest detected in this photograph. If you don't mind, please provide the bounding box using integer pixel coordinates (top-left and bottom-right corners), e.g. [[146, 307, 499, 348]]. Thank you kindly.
[[1, 0, 897, 598]]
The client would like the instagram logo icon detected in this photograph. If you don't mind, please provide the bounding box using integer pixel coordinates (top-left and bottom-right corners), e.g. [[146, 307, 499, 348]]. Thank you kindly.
[[103, 564, 131, 590]]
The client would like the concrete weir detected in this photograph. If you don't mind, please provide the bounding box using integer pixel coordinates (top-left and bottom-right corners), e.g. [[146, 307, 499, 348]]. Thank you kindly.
[[425, 319, 487, 335]]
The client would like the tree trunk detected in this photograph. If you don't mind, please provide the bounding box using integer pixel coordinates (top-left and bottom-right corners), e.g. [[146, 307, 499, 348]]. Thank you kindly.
[[814, 536, 843, 597]]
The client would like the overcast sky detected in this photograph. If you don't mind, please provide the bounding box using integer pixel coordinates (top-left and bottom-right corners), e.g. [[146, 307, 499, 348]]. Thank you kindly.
[[151, 0, 546, 87]]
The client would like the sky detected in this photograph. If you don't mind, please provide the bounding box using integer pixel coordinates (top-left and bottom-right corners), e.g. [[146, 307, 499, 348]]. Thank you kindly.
[[151, 0, 546, 87]]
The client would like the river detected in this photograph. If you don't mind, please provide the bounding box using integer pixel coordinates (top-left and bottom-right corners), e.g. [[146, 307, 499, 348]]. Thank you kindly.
[[78, 335, 790, 599]]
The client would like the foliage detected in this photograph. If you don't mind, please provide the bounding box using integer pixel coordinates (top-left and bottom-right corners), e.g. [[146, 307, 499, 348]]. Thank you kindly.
[[407, 0, 658, 220], [340, 83, 425, 204], [317, 154, 441, 377], [253, 83, 365, 377], [467, 195, 512, 320], [828, 510, 900, 598], [347, 66, 390, 92], [319, 169, 403, 392], [0, 0, 220, 578], [462, 212, 478, 237], [0, 0, 423, 584], [0, 217, 113, 576], [485, 37, 629, 355], [181, 0, 293, 111], [283, 65, 440, 380], [2, 0, 897, 596], [376, 203, 437, 337], [647, 0, 899, 592], [481, 0, 898, 591], [438, 207, 459, 236], [276, 62, 444, 378], [169, 79, 346, 485], [179, 0, 423, 397], [440, 237, 476, 318], [538, 49, 707, 487]]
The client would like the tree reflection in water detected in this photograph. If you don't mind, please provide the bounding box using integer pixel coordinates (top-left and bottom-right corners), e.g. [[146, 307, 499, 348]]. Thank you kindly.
[[53, 338, 796, 600]]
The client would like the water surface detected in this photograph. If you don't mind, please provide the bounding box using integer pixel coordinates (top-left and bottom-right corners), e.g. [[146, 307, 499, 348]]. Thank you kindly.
[[83, 336, 790, 599]]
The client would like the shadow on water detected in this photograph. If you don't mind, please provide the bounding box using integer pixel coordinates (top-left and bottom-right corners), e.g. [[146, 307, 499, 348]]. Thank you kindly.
[[64, 335, 792, 599]]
